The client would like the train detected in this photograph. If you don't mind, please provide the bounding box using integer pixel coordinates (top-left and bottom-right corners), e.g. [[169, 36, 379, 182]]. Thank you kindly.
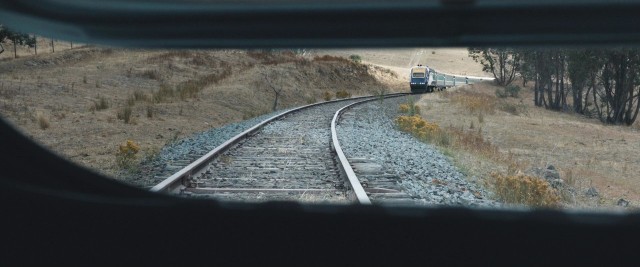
[[409, 64, 436, 93]]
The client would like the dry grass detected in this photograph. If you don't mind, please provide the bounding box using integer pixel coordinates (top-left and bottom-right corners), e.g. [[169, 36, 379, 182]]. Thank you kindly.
[[446, 88, 496, 115], [335, 89, 352, 99], [445, 126, 499, 159], [140, 69, 161, 80], [247, 50, 304, 65], [37, 113, 50, 130], [415, 81, 640, 210], [313, 55, 352, 64], [174, 66, 232, 100], [0, 47, 393, 183]]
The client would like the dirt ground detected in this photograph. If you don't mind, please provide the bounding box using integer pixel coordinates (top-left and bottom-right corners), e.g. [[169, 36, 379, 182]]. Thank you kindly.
[[416, 82, 640, 210]]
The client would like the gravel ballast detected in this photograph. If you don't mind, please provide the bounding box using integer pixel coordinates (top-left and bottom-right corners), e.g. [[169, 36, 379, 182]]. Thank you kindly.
[[129, 108, 293, 187], [337, 95, 500, 208]]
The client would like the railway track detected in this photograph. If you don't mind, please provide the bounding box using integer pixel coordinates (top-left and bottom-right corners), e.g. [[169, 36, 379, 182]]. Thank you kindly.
[[152, 93, 408, 204]]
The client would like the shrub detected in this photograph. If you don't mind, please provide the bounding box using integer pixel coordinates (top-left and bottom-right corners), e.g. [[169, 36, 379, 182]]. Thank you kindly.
[[399, 102, 420, 115], [323, 91, 332, 101], [117, 106, 133, 124], [499, 102, 520, 115], [491, 173, 560, 207], [506, 85, 521, 97], [153, 84, 175, 103], [141, 69, 161, 80], [133, 90, 148, 102], [399, 104, 410, 113], [495, 85, 521, 98], [313, 55, 350, 63], [116, 140, 140, 170], [126, 96, 136, 106], [349, 54, 362, 63], [37, 114, 50, 130], [335, 89, 351, 99], [495, 88, 509, 98], [92, 95, 110, 111], [395, 115, 447, 145], [146, 105, 154, 118]]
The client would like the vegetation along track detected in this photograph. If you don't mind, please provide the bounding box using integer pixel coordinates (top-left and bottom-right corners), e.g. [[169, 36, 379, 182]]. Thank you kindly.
[[152, 93, 408, 204]]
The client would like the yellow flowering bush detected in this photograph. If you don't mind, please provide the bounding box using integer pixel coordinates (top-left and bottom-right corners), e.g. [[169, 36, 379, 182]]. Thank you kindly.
[[117, 140, 140, 170], [395, 115, 448, 145], [491, 173, 560, 207], [398, 103, 421, 115]]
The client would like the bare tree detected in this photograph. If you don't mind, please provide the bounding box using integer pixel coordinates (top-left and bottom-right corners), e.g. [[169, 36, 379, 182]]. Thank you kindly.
[[263, 72, 284, 111]]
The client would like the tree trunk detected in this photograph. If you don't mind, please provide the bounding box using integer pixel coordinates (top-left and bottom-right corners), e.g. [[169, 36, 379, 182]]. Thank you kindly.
[[34, 36, 37, 55], [273, 93, 279, 111], [13, 41, 17, 58], [592, 84, 603, 121], [51, 39, 54, 53]]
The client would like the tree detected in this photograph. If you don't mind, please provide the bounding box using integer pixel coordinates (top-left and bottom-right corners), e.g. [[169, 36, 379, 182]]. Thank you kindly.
[[567, 50, 601, 114], [519, 48, 640, 125], [263, 71, 284, 111], [591, 49, 640, 125], [469, 48, 521, 86], [0, 25, 35, 58]]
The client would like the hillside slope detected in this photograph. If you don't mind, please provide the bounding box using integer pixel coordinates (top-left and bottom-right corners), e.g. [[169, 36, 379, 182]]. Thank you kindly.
[[0, 47, 399, 179]]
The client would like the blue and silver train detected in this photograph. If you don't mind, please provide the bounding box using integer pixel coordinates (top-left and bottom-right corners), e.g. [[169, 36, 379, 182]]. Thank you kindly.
[[409, 64, 436, 93]]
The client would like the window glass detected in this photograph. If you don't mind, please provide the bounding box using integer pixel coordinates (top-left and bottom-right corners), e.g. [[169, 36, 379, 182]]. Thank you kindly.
[[0, 31, 636, 211]]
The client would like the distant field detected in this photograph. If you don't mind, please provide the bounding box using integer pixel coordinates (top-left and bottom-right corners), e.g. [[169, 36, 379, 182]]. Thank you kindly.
[[314, 48, 488, 80]]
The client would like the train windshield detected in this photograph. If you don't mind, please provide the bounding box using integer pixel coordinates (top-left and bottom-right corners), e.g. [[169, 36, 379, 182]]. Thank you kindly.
[[1, 24, 638, 212]]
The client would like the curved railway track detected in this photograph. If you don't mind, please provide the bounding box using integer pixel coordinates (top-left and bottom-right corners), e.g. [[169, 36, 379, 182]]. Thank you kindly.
[[152, 93, 408, 204]]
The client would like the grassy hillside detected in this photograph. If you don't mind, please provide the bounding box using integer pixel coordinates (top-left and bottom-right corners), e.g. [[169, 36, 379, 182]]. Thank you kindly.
[[0, 47, 398, 179], [413, 82, 640, 210]]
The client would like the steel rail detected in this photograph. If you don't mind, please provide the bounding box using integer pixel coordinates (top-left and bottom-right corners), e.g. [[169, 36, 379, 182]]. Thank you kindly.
[[330, 94, 408, 205], [151, 93, 406, 194]]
